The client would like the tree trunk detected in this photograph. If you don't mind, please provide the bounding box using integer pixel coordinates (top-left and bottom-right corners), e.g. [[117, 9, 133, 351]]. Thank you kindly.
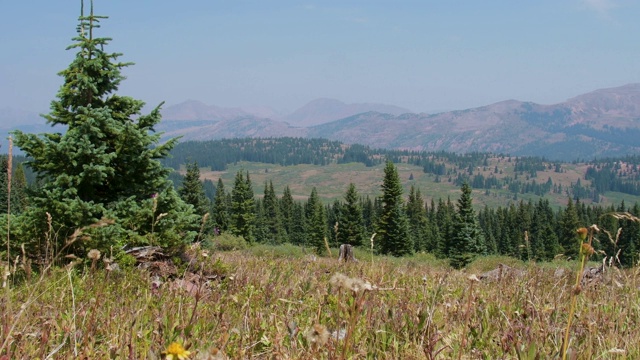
[[338, 244, 357, 262]]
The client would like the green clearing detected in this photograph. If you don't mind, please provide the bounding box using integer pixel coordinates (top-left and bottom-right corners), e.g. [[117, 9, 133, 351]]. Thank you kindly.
[[193, 160, 618, 210]]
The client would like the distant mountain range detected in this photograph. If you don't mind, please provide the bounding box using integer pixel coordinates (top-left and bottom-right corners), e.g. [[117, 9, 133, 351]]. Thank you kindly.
[[3, 84, 640, 160]]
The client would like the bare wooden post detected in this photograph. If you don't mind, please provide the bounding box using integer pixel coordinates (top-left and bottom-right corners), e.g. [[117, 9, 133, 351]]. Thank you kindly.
[[338, 244, 357, 262]]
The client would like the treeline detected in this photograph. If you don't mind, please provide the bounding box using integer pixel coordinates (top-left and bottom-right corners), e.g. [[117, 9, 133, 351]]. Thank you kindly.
[[164, 138, 348, 170], [585, 156, 640, 196], [177, 160, 640, 267], [478, 198, 640, 266]]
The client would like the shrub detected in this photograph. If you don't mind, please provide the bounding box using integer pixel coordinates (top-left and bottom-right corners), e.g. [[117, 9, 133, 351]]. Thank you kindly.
[[209, 233, 248, 252]]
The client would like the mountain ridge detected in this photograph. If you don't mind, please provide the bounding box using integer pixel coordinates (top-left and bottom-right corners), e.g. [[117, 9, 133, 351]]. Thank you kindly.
[[2, 84, 640, 160]]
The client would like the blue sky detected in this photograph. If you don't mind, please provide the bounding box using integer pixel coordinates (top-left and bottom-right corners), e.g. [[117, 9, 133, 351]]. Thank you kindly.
[[1, 0, 639, 115]]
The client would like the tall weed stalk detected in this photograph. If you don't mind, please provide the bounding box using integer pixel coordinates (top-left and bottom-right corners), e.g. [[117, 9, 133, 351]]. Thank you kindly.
[[561, 225, 597, 360]]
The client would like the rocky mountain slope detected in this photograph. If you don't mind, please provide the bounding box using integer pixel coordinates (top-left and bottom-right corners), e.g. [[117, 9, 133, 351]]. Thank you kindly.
[[156, 84, 640, 160], [3, 85, 640, 160]]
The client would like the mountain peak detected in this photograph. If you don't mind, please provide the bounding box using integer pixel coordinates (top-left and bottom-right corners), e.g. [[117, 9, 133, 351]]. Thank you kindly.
[[285, 98, 411, 127], [162, 101, 249, 121]]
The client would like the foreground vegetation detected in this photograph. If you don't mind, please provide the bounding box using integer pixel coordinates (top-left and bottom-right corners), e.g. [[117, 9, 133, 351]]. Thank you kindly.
[[2, 246, 638, 359]]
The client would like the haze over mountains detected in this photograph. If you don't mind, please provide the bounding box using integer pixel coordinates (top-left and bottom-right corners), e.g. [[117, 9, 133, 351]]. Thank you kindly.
[[3, 84, 640, 160]]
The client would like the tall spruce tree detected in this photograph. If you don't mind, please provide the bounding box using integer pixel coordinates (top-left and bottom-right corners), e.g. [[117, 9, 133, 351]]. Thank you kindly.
[[289, 202, 307, 246], [337, 183, 364, 246], [435, 197, 455, 258], [178, 161, 210, 216], [212, 178, 229, 233], [449, 182, 485, 268], [279, 185, 294, 242], [377, 161, 412, 256], [306, 187, 326, 253], [12, 3, 197, 254], [406, 185, 429, 252], [230, 171, 256, 243], [260, 180, 284, 244], [558, 198, 581, 259]]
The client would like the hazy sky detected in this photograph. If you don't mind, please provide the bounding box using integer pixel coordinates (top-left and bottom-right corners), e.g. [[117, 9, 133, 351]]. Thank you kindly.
[[1, 0, 639, 115]]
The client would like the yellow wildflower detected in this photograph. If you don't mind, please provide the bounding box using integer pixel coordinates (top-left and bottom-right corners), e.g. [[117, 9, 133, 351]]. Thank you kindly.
[[163, 342, 191, 360]]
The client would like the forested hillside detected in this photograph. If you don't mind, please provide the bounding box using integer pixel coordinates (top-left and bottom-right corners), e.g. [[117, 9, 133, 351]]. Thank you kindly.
[[166, 138, 640, 206], [159, 137, 640, 266]]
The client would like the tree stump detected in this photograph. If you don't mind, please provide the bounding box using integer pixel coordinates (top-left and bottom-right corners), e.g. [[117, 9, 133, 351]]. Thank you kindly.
[[338, 244, 357, 262]]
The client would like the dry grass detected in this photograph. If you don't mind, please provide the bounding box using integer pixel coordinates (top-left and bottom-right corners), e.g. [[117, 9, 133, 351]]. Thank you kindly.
[[1, 248, 638, 359]]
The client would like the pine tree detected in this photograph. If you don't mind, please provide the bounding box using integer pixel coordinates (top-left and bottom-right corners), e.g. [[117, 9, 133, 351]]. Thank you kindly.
[[12, 4, 197, 254], [449, 182, 485, 268], [289, 202, 307, 246], [260, 180, 284, 244], [178, 161, 210, 216], [212, 178, 229, 233], [436, 197, 456, 258], [558, 198, 581, 259], [327, 200, 341, 247], [279, 185, 294, 243], [406, 185, 429, 252], [361, 195, 375, 237], [337, 183, 364, 246], [306, 187, 326, 254], [377, 161, 412, 256], [229, 171, 256, 243]]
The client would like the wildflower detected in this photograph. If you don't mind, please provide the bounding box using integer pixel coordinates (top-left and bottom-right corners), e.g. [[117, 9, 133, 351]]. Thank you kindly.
[[305, 324, 329, 348], [163, 342, 191, 360]]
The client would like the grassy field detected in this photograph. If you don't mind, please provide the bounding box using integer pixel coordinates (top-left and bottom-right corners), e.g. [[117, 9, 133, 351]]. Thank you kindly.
[[193, 159, 630, 210], [2, 245, 638, 359]]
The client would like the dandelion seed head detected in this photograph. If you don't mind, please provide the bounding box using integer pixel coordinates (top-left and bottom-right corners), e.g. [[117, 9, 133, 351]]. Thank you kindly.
[[87, 249, 101, 261], [330, 273, 350, 290], [305, 324, 329, 347]]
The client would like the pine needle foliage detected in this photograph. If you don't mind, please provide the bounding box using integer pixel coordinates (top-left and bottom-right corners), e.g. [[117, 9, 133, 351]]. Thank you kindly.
[[11, 2, 197, 256], [377, 161, 412, 256], [449, 182, 485, 268]]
